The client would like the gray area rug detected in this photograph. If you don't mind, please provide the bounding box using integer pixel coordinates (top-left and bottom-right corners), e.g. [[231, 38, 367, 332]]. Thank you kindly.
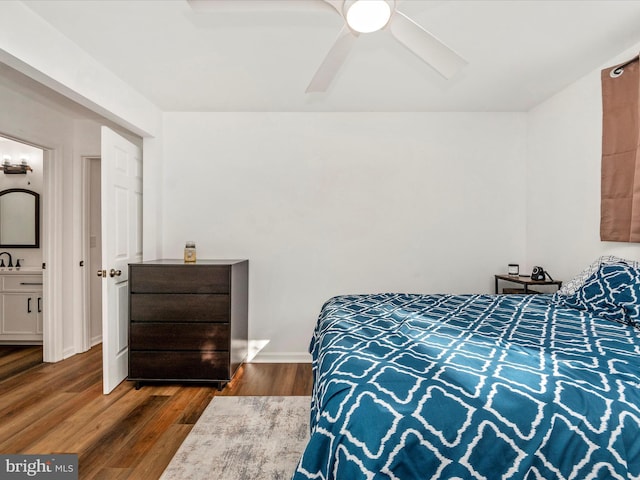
[[160, 396, 310, 480]]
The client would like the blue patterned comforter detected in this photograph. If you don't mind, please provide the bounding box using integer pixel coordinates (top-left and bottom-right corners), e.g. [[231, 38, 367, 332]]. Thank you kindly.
[[292, 293, 640, 479]]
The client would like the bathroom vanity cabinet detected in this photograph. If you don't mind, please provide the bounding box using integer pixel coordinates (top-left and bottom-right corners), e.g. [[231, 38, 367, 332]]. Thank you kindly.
[[0, 270, 43, 343]]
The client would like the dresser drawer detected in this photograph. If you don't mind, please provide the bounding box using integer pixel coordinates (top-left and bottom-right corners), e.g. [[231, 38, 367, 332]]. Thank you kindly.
[[129, 351, 230, 380], [130, 265, 230, 294], [130, 323, 230, 351], [130, 293, 229, 322]]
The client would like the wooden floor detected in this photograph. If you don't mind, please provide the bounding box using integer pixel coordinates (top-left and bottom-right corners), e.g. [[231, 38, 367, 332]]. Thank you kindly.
[[0, 345, 312, 479]]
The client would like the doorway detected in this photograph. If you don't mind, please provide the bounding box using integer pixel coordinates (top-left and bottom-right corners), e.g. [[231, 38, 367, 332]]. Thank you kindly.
[[0, 133, 104, 363], [84, 156, 102, 348], [0, 135, 45, 348]]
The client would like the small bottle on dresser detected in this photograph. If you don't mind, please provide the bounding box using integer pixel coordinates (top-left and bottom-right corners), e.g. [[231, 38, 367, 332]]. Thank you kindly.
[[184, 241, 196, 263]]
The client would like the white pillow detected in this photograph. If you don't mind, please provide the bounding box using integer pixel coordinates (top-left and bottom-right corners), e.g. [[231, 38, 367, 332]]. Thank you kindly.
[[556, 255, 640, 296]]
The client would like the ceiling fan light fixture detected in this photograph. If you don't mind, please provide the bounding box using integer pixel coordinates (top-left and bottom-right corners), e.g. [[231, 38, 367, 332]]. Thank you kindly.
[[345, 0, 392, 34]]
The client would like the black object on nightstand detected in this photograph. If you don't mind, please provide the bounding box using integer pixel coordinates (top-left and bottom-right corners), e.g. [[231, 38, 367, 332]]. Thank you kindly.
[[494, 274, 562, 295]]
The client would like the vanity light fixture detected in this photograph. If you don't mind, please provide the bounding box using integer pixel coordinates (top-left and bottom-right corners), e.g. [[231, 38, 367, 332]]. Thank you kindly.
[[0, 157, 32, 175]]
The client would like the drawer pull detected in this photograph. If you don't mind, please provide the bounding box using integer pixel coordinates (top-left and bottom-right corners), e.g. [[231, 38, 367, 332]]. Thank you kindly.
[[20, 282, 43, 286], [27, 297, 32, 313]]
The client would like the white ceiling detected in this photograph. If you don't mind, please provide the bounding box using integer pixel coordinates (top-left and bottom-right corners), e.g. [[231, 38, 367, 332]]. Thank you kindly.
[[20, 0, 640, 112]]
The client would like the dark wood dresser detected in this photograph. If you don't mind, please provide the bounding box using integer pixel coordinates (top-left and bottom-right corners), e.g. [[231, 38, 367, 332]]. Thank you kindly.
[[128, 259, 248, 389]]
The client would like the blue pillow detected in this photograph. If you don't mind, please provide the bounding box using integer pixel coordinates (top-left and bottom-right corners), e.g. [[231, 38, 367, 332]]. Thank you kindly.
[[554, 263, 640, 326], [555, 256, 640, 297], [606, 264, 640, 327]]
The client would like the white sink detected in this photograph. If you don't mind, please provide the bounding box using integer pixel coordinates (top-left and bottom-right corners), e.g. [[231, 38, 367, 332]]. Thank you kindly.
[[0, 267, 42, 274]]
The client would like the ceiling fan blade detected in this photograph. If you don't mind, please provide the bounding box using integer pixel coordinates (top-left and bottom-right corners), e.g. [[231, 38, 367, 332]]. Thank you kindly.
[[187, 0, 331, 13], [389, 11, 467, 79], [320, 0, 343, 14], [306, 25, 357, 93]]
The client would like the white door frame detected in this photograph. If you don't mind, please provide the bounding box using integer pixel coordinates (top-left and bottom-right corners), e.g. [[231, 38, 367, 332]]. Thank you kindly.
[[0, 132, 64, 363], [41, 144, 63, 362], [80, 155, 102, 352]]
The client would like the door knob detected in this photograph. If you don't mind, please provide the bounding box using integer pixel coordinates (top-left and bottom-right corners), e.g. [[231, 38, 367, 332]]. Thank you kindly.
[[97, 269, 106, 277], [109, 269, 122, 278]]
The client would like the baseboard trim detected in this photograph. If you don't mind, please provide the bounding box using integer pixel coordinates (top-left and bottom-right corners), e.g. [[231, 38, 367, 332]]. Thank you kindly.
[[249, 351, 312, 363], [62, 346, 77, 360]]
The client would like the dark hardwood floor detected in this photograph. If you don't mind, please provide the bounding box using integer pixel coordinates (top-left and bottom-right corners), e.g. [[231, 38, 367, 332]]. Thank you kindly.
[[0, 345, 313, 479], [0, 345, 42, 382]]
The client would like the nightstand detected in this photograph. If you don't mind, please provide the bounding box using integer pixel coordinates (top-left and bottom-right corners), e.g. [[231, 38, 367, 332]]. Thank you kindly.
[[128, 259, 248, 389], [494, 274, 562, 294]]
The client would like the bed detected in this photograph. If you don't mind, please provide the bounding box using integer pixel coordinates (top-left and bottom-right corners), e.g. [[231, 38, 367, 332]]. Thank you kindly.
[[292, 257, 640, 479]]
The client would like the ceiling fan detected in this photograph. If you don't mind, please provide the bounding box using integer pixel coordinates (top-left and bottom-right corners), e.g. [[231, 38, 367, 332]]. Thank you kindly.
[[187, 0, 467, 92], [306, 0, 467, 92]]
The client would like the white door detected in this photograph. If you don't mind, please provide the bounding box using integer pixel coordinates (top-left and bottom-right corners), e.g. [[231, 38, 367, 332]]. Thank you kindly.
[[100, 127, 142, 394]]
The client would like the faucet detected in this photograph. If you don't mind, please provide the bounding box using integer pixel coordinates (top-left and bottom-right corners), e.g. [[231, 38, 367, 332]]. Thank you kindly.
[[0, 252, 13, 269]]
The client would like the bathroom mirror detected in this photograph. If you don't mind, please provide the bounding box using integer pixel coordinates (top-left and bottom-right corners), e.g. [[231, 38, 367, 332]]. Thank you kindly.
[[0, 189, 40, 248]]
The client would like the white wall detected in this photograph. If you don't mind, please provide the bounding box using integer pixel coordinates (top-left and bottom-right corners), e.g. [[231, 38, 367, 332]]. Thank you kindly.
[[163, 112, 527, 360], [526, 43, 640, 282]]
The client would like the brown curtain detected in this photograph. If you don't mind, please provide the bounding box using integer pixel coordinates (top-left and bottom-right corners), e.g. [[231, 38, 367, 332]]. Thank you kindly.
[[600, 55, 640, 242]]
